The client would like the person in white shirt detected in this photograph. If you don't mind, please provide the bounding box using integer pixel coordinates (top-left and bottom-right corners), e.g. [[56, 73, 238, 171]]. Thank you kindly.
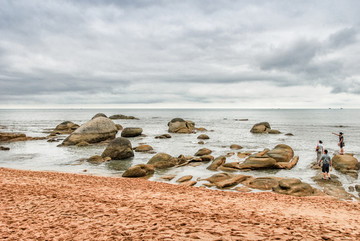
[[315, 140, 324, 162]]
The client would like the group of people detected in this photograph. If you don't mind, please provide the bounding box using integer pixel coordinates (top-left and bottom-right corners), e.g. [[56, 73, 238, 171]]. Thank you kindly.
[[316, 132, 345, 180]]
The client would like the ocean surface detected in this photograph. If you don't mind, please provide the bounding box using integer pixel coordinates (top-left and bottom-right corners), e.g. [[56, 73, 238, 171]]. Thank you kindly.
[[1, 108, 359, 195]]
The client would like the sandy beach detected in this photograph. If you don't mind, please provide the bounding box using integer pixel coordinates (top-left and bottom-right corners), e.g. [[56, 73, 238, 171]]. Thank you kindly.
[[1, 168, 360, 240]]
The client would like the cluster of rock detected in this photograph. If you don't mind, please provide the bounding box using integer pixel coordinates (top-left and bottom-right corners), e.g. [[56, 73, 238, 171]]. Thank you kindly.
[[0, 132, 46, 142], [205, 144, 298, 172], [109, 114, 139, 120], [199, 173, 320, 197], [11, 112, 356, 200], [250, 122, 280, 134], [168, 118, 195, 134]]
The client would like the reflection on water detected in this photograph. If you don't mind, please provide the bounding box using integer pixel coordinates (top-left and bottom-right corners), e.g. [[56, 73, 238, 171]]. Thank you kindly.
[[105, 159, 133, 171]]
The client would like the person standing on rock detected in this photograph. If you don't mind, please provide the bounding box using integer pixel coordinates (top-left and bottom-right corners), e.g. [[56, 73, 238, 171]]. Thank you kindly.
[[315, 140, 324, 163], [332, 132, 344, 155], [318, 149, 332, 180]]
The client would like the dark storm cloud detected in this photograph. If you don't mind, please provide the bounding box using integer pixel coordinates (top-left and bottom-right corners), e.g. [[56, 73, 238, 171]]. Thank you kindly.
[[1, 0, 360, 107]]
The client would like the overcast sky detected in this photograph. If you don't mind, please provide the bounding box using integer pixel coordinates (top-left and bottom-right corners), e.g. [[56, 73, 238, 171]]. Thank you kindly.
[[1, 0, 360, 108]]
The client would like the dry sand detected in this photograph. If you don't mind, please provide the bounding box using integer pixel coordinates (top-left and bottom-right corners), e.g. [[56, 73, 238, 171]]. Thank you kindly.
[[1, 167, 360, 240]]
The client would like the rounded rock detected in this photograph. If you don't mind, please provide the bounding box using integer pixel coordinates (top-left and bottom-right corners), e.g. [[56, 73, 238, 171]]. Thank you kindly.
[[101, 137, 134, 160]]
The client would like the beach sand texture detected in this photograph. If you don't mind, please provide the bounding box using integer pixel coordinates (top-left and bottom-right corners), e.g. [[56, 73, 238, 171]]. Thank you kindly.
[[1, 168, 360, 240]]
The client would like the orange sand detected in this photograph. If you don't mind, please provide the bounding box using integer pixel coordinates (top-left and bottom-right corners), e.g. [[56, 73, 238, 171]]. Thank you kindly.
[[1, 167, 360, 240]]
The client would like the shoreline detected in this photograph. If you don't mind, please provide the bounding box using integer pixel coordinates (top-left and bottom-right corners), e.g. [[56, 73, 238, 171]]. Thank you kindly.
[[1, 167, 360, 240]]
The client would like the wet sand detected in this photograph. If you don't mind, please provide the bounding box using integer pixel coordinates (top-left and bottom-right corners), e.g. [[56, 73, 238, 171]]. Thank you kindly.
[[1, 168, 360, 240]]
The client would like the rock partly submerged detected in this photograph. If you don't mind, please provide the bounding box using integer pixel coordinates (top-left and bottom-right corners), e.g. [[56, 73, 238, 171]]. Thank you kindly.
[[134, 144, 153, 152], [0, 146, 10, 151], [109, 114, 139, 120], [51, 121, 79, 135], [0, 132, 46, 142], [155, 134, 171, 139], [147, 153, 179, 169], [236, 144, 298, 170], [168, 118, 195, 134], [250, 122, 280, 134], [121, 127, 143, 137], [101, 137, 134, 160], [91, 113, 108, 119], [122, 164, 154, 178], [60, 117, 118, 146], [332, 154, 359, 179]]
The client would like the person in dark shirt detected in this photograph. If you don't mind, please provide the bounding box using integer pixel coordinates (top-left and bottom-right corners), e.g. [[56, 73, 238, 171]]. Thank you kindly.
[[332, 132, 344, 155], [318, 149, 332, 180]]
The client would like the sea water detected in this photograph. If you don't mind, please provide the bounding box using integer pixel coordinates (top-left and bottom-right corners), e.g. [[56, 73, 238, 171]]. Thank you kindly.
[[0, 108, 359, 194]]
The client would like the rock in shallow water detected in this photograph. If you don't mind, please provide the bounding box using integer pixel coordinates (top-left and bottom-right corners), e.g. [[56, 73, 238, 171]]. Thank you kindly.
[[134, 145, 153, 152], [0, 146, 10, 151], [121, 127, 143, 137], [147, 153, 179, 169], [332, 154, 359, 178], [195, 148, 212, 156], [168, 118, 195, 134], [101, 137, 134, 160], [122, 164, 154, 177], [250, 122, 280, 134], [61, 117, 117, 146]]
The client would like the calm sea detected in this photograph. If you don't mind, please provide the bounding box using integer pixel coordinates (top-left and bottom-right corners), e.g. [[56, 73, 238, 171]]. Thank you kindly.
[[1, 108, 359, 193]]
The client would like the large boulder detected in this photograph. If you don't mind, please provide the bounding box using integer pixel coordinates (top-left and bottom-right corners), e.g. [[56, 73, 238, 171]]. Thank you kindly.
[[168, 118, 195, 134], [250, 122, 280, 134], [61, 117, 117, 146], [52, 121, 79, 134], [237, 144, 297, 170], [266, 144, 294, 162], [332, 154, 359, 178], [272, 178, 319, 197], [122, 164, 154, 177], [121, 127, 143, 137], [101, 137, 134, 160], [147, 153, 179, 169]]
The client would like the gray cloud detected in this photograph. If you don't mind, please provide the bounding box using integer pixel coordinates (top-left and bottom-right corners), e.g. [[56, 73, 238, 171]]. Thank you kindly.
[[1, 0, 360, 107]]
